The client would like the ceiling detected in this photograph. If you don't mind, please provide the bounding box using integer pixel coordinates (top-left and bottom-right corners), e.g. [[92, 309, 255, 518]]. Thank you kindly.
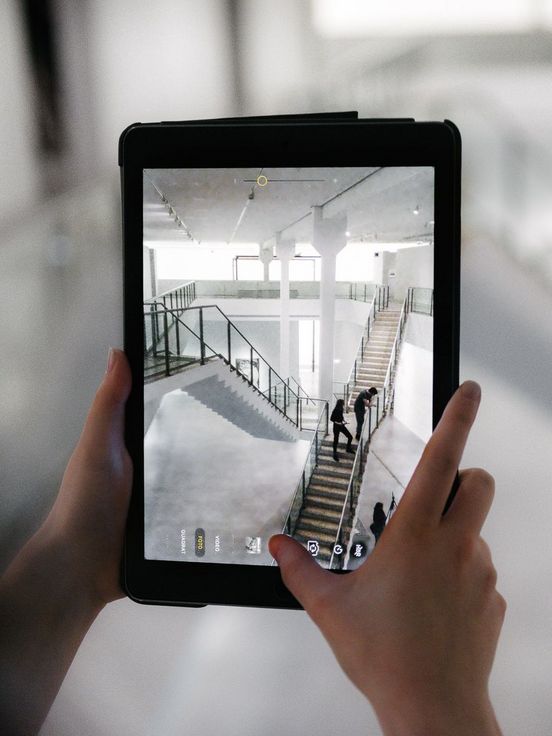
[[144, 166, 434, 246]]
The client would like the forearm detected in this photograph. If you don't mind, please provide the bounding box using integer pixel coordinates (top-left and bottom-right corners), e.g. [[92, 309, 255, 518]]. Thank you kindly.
[[0, 523, 103, 736]]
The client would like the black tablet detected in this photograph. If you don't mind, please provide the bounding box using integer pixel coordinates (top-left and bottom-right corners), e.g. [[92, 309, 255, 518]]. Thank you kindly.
[[121, 113, 461, 609]]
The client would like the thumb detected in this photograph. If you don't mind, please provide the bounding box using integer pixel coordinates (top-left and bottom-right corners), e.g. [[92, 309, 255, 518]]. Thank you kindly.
[[78, 348, 132, 460], [269, 534, 338, 614]]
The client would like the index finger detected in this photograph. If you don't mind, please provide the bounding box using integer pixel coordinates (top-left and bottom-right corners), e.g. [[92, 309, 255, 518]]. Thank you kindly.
[[395, 381, 481, 530]]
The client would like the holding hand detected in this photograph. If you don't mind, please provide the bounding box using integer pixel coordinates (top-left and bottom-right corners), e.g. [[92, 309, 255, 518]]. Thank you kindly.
[[270, 382, 505, 736]]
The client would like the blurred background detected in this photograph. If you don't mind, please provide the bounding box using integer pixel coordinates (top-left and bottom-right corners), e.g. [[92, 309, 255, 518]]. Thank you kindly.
[[1, 1, 551, 734]]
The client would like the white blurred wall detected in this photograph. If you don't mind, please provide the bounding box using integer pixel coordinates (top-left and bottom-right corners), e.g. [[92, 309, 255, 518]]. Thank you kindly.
[[0, 2, 37, 221]]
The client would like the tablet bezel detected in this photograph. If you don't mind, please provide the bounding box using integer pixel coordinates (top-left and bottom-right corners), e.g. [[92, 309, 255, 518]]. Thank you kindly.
[[121, 117, 461, 609]]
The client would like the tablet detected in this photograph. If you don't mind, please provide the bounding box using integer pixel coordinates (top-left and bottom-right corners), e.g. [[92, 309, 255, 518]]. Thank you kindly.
[[121, 113, 461, 609]]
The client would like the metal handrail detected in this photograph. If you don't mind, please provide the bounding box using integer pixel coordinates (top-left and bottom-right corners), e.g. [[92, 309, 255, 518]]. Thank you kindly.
[[144, 304, 319, 428], [280, 400, 330, 539], [333, 284, 390, 406], [146, 302, 303, 404], [144, 280, 196, 304], [382, 295, 408, 413], [328, 393, 383, 569]]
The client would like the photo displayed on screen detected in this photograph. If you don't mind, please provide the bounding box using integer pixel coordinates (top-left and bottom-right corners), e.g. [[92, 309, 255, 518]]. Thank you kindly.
[[143, 166, 434, 570]]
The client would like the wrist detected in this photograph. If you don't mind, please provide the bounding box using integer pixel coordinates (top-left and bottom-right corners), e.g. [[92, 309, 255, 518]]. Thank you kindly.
[[25, 521, 106, 618], [373, 693, 501, 736]]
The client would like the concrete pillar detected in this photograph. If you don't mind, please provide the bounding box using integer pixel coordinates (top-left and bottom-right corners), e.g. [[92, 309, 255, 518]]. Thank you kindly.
[[312, 206, 347, 401], [259, 243, 273, 282], [275, 235, 295, 379]]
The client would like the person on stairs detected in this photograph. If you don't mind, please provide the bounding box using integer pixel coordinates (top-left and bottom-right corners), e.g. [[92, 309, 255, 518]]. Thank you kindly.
[[354, 386, 378, 440], [330, 398, 355, 462]]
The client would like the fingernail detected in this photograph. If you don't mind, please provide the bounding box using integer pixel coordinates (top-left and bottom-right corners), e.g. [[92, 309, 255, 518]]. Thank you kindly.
[[461, 380, 481, 401], [106, 347, 116, 374]]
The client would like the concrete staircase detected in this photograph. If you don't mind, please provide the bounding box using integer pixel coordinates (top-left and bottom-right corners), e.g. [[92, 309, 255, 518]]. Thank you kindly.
[[293, 437, 356, 563], [292, 306, 401, 563], [347, 306, 402, 409], [147, 358, 304, 443]]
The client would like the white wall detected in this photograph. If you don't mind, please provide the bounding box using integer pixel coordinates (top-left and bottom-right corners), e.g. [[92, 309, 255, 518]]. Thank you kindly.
[[393, 313, 433, 441], [0, 2, 37, 222], [391, 243, 433, 301]]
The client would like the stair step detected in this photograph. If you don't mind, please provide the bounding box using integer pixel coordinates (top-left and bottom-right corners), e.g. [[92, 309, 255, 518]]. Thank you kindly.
[[298, 515, 340, 532], [315, 463, 353, 477], [295, 529, 336, 545], [302, 509, 343, 525], [307, 484, 348, 499], [309, 476, 350, 491], [305, 494, 344, 510]]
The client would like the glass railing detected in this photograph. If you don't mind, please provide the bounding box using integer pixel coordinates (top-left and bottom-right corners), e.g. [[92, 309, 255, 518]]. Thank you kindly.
[[183, 279, 377, 302], [406, 287, 433, 316]]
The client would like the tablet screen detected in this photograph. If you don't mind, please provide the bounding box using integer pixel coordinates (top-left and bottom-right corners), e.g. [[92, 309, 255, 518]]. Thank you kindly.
[[142, 167, 434, 570]]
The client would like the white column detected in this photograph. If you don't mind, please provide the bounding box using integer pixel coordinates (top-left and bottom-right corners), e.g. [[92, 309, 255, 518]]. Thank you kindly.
[[312, 206, 347, 401], [275, 236, 295, 380], [259, 243, 273, 282]]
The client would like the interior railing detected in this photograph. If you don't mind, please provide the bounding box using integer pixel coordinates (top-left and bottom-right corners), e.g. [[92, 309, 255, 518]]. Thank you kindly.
[[381, 295, 409, 414], [144, 303, 325, 430], [328, 394, 385, 570], [280, 401, 330, 540], [144, 281, 196, 310], [155, 279, 377, 302], [406, 286, 433, 316]]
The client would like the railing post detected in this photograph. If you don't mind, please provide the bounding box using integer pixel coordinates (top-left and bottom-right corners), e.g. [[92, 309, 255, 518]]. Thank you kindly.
[[283, 384, 287, 416], [250, 346, 254, 384], [151, 306, 158, 356], [268, 367, 272, 401], [361, 336, 364, 361], [175, 311, 181, 355], [430, 289, 434, 317], [227, 321, 232, 363], [367, 316, 370, 341], [368, 406, 372, 443], [163, 312, 170, 376], [199, 307, 205, 365], [325, 402, 329, 435], [301, 470, 306, 502], [364, 283, 367, 301], [354, 360, 357, 384], [314, 428, 319, 462], [296, 395, 300, 427]]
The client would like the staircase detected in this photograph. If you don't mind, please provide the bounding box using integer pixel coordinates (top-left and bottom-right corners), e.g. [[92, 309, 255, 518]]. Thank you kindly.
[[347, 306, 402, 407], [146, 358, 305, 442], [292, 306, 402, 563], [294, 437, 356, 562]]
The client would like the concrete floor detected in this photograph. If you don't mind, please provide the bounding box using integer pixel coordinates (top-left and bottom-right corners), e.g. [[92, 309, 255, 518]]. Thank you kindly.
[[350, 415, 425, 566], [145, 386, 311, 565]]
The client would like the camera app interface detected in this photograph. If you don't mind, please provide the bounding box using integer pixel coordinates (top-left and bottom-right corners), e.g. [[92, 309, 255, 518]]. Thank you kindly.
[[143, 167, 434, 570]]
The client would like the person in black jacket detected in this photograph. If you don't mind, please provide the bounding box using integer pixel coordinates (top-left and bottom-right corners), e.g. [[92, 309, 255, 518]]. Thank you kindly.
[[370, 501, 387, 544], [354, 386, 378, 440], [330, 398, 355, 461]]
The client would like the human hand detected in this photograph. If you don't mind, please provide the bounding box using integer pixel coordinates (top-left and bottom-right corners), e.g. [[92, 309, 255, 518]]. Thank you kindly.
[[0, 349, 133, 736], [270, 381, 505, 736], [41, 347, 133, 607]]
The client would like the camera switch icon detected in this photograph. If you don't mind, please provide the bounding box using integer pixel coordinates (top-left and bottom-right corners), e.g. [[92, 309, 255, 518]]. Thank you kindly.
[[306, 540, 320, 557], [333, 543, 344, 555]]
